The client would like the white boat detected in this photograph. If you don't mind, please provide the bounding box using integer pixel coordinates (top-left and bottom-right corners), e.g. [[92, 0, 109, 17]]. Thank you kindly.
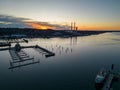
[[95, 68, 107, 85]]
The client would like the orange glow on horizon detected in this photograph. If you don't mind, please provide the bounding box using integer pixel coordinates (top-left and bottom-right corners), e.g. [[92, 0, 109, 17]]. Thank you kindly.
[[27, 21, 120, 31], [77, 25, 120, 31], [27, 22, 52, 30]]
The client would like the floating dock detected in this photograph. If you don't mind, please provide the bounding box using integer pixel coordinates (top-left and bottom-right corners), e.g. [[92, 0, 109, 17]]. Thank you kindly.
[[35, 45, 55, 57], [0, 42, 11, 47], [9, 61, 39, 69], [102, 73, 114, 90], [1, 45, 55, 57], [21, 45, 55, 57], [9, 48, 39, 69], [0, 44, 55, 69], [9, 49, 34, 62], [102, 71, 119, 90]]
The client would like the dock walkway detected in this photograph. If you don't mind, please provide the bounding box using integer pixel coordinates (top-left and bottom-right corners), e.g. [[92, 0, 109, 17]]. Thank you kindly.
[[102, 73, 114, 90], [35, 45, 55, 57], [21, 45, 55, 57], [1, 45, 55, 57]]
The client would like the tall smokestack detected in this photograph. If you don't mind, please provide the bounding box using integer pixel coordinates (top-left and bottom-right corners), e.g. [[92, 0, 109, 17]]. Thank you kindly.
[[71, 22, 73, 30], [74, 22, 75, 30], [76, 27, 78, 31]]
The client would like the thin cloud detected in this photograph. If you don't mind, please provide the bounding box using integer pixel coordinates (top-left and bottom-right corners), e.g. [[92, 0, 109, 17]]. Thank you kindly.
[[0, 15, 32, 28], [0, 15, 30, 22]]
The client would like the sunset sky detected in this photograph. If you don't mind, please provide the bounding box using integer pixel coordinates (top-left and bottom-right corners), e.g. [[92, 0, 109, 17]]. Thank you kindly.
[[0, 0, 120, 30]]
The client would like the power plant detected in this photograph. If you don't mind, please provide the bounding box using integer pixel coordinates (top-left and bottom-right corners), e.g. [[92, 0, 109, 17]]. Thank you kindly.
[[71, 22, 78, 31]]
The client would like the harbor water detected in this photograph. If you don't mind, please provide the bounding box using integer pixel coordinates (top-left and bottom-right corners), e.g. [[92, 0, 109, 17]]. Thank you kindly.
[[0, 32, 120, 90]]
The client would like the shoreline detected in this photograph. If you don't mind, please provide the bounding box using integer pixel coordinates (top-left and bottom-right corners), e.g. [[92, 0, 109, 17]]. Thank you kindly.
[[0, 28, 120, 39]]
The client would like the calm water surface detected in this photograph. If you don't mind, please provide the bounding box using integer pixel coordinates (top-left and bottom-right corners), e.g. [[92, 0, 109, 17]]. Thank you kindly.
[[0, 32, 120, 90]]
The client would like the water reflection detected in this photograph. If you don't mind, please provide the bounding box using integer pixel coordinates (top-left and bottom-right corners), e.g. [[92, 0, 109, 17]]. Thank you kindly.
[[0, 32, 120, 90], [70, 37, 77, 45], [45, 44, 73, 55], [50, 37, 76, 55]]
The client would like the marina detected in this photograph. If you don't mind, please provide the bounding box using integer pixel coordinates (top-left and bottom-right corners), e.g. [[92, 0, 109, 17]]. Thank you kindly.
[[0, 39, 55, 69], [0, 0, 120, 89], [8, 44, 55, 69]]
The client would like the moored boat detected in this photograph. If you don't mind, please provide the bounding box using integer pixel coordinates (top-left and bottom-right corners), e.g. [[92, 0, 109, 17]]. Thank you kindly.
[[95, 68, 107, 87]]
